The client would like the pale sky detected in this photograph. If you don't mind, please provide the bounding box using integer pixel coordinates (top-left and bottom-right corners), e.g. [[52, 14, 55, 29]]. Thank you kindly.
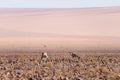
[[0, 0, 120, 8]]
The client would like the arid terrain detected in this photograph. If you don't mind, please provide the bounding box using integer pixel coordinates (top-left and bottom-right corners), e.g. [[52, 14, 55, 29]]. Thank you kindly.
[[0, 52, 120, 80], [0, 7, 120, 80]]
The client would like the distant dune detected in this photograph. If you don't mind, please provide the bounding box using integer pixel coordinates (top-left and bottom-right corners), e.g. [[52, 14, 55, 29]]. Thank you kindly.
[[0, 7, 120, 53]]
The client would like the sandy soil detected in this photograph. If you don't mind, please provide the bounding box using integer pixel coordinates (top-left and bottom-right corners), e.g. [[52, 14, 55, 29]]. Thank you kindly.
[[0, 37, 120, 53]]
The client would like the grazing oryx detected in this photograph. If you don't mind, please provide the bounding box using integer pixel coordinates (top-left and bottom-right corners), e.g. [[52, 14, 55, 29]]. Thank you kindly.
[[69, 52, 80, 59], [40, 52, 49, 61]]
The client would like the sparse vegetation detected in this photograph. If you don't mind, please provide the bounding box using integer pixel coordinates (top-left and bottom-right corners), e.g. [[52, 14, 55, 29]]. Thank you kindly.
[[0, 53, 120, 80]]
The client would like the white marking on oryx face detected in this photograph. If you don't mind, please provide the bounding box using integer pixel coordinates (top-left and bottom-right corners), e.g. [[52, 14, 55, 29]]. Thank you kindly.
[[43, 52, 48, 58], [42, 52, 48, 58]]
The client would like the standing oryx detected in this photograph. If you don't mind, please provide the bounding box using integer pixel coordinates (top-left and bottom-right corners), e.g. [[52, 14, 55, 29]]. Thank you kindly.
[[40, 52, 49, 61], [69, 52, 80, 59]]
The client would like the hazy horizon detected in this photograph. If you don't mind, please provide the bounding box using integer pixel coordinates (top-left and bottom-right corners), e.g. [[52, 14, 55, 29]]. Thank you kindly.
[[0, 7, 120, 52], [0, 7, 120, 37]]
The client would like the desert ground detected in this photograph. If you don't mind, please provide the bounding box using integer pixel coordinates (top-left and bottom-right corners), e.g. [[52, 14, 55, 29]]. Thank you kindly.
[[0, 36, 120, 53], [0, 52, 120, 80], [0, 7, 120, 80], [0, 36, 120, 80]]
